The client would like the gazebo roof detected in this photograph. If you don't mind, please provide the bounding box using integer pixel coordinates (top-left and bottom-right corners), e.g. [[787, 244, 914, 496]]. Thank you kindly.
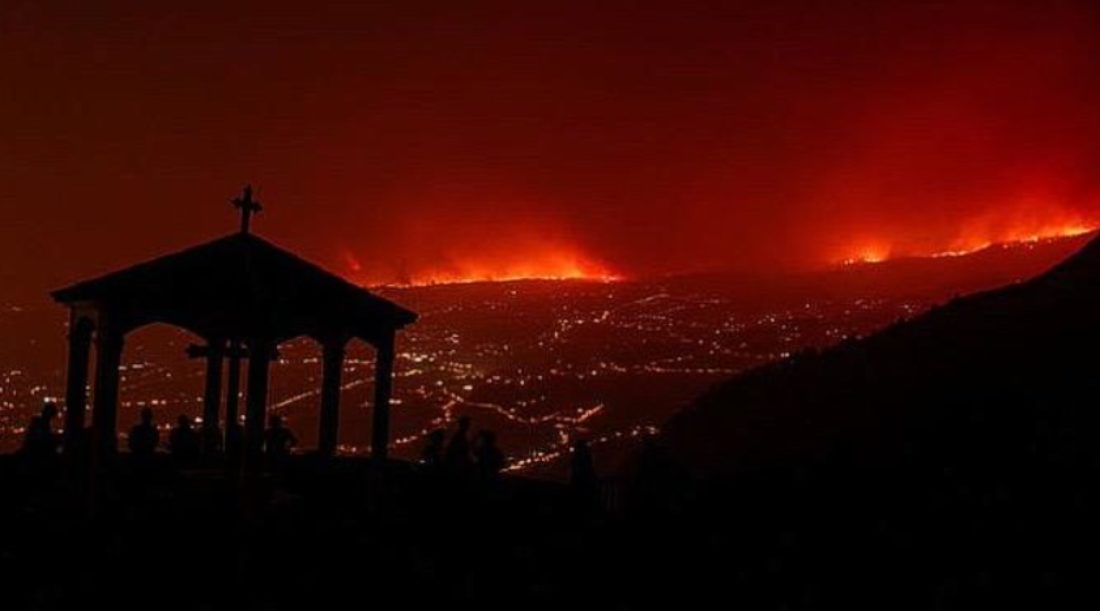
[[52, 232, 416, 345]]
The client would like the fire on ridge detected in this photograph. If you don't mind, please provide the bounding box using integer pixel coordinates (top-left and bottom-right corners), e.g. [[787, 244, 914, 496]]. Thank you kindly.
[[345, 244, 621, 287], [838, 220, 1096, 267]]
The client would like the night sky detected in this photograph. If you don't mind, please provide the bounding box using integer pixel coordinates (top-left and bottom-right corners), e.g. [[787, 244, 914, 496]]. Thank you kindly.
[[2, 0, 1098, 299]]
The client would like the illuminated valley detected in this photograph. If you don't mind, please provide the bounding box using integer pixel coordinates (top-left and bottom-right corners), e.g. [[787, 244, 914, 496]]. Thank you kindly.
[[5, 231, 1088, 477], [0, 281, 924, 477]]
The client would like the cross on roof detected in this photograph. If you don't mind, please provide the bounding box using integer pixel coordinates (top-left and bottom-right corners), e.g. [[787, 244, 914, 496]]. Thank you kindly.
[[231, 185, 262, 234]]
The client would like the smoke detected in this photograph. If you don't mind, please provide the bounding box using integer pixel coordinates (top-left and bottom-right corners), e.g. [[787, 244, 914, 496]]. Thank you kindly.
[[325, 1, 1100, 281], [2, 0, 1099, 291]]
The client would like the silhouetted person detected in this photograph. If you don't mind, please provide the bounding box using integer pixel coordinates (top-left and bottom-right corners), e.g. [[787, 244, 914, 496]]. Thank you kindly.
[[570, 439, 597, 491], [169, 415, 200, 466], [202, 423, 223, 457], [569, 439, 600, 515], [444, 416, 473, 474], [128, 407, 159, 460], [264, 415, 296, 468], [420, 429, 446, 471], [473, 430, 505, 481], [22, 415, 43, 449], [22, 402, 60, 457], [22, 402, 60, 476]]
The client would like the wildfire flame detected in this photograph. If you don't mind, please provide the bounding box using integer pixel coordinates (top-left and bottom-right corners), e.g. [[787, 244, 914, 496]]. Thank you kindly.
[[838, 216, 1096, 267], [840, 245, 890, 266], [928, 223, 1095, 259], [390, 255, 619, 286], [344, 245, 620, 287]]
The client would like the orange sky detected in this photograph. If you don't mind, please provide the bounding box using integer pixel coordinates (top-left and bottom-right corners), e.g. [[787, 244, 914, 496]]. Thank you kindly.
[[2, 1, 1098, 297]]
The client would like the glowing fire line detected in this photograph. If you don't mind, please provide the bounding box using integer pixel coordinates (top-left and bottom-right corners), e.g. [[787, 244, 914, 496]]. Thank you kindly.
[[839, 223, 1096, 267], [344, 247, 621, 287]]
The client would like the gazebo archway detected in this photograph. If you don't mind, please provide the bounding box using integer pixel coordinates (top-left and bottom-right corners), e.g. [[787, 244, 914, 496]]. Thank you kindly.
[[265, 336, 325, 451], [115, 323, 207, 449], [52, 188, 417, 471]]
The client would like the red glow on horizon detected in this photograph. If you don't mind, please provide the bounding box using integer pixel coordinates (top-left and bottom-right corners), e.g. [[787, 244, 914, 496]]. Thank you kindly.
[[343, 244, 620, 287], [837, 213, 1097, 267], [840, 244, 891, 266], [929, 219, 1095, 259]]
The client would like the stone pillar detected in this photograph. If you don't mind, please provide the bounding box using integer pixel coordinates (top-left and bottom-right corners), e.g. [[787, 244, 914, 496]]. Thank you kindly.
[[243, 340, 272, 471], [371, 331, 396, 462], [224, 342, 242, 453], [91, 326, 124, 463], [317, 340, 346, 457], [63, 316, 93, 455], [201, 342, 224, 455]]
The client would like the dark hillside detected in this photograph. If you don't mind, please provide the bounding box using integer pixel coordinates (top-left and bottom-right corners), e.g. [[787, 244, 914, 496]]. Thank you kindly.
[[662, 233, 1100, 477], [636, 233, 1100, 607]]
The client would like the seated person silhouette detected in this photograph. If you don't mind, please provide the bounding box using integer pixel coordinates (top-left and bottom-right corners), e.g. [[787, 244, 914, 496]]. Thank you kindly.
[[473, 430, 506, 480], [419, 428, 446, 471], [128, 407, 160, 460], [264, 415, 297, 465], [444, 416, 473, 474], [169, 415, 200, 466], [22, 401, 60, 461]]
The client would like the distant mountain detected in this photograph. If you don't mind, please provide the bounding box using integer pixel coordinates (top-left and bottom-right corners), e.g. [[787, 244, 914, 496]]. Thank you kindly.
[[658, 231, 1096, 309], [660, 230, 1100, 478]]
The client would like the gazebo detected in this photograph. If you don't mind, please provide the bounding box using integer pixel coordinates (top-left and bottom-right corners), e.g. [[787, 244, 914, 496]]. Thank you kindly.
[[52, 187, 417, 469]]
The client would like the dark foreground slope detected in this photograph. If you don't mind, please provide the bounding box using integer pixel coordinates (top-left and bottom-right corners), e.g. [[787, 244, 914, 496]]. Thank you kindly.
[[0, 457, 619, 611], [664, 232, 1100, 475], [6, 236, 1100, 610], [649, 233, 1100, 607]]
